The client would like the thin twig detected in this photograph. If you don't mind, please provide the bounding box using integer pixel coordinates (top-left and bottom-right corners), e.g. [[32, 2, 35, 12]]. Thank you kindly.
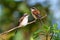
[[28, 20, 36, 24], [40, 14, 47, 20], [0, 26, 21, 35], [0, 14, 47, 36]]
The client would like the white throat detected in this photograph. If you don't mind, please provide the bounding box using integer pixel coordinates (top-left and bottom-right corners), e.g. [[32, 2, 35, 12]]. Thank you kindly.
[[31, 9, 35, 11]]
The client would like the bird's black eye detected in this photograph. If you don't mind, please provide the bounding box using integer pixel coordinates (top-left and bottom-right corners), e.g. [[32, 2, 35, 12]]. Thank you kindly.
[[31, 7, 35, 9]]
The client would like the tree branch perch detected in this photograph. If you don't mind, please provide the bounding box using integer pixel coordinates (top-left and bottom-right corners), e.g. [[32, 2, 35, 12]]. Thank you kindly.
[[0, 14, 47, 36]]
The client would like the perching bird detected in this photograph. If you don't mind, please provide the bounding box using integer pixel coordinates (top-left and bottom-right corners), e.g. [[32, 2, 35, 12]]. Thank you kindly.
[[17, 13, 29, 27], [0, 13, 29, 35], [30, 7, 44, 25], [31, 7, 42, 20]]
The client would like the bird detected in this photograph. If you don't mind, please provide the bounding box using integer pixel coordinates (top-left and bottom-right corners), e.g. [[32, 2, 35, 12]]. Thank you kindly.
[[30, 7, 44, 25], [0, 13, 29, 35], [31, 7, 47, 25], [18, 13, 29, 27], [30, 7, 42, 20]]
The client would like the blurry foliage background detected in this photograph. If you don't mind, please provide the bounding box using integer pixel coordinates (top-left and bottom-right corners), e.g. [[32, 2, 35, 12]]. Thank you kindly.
[[0, 0, 60, 40]]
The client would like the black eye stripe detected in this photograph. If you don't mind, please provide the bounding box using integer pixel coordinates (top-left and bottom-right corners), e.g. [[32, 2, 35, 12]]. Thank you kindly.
[[24, 14, 28, 17], [31, 7, 36, 9]]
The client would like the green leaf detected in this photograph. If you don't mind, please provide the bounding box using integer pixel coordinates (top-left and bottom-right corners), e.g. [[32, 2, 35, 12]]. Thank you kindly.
[[53, 23, 58, 30], [42, 24, 50, 32], [33, 29, 44, 35]]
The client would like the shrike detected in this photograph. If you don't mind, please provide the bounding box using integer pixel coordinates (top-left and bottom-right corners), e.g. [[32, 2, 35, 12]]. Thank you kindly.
[[18, 13, 29, 27], [31, 7, 42, 20]]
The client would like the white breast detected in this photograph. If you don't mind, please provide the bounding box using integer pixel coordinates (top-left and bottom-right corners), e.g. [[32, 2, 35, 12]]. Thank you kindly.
[[20, 15, 28, 26]]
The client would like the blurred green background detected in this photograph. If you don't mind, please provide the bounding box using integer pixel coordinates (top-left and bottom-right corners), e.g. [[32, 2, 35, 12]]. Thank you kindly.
[[0, 0, 60, 40]]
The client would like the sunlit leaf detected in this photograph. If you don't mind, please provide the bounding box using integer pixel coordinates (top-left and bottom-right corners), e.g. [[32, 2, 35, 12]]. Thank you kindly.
[[53, 23, 58, 30]]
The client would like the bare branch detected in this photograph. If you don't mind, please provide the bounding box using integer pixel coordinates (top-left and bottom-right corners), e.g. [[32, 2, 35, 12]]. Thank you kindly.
[[0, 26, 21, 35], [28, 20, 36, 24], [0, 14, 47, 36], [40, 14, 47, 20]]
